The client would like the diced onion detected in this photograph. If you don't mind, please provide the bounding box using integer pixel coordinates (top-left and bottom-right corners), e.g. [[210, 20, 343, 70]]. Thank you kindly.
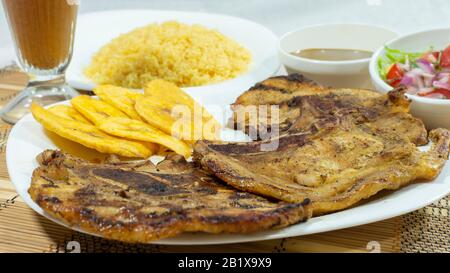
[[433, 80, 450, 90], [416, 58, 435, 74]]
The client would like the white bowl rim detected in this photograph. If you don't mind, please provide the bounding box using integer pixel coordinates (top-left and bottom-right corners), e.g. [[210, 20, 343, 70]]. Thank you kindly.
[[279, 23, 398, 66], [370, 27, 450, 105]]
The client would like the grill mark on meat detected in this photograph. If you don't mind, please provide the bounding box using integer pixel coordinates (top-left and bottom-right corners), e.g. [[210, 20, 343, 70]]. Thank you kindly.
[[80, 198, 131, 208], [229, 192, 253, 200], [308, 96, 346, 113], [75, 184, 97, 198], [203, 158, 252, 182], [206, 133, 310, 155], [75, 185, 134, 207], [200, 215, 243, 224], [359, 108, 382, 121], [116, 190, 129, 199], [92, 168, 188, 196], [249, 83, 292, 94], [79, 206, 189, 229], [79, 207, 127, 228], [287, 96, 303, 107], [231, 202, 259, 209], [272, 74, 316, 84], [301, 198, 311, 206], [246, 74, 318, 94], [36, 195, 62, 204], [194, 186, 218, 195], [40, 175, 60, 188], [206, 142, 265, 154], [147, 172, 197, 186], [276, 134, 310, 150], [74, 166, 91, 179], [200, 202, 308, 224]]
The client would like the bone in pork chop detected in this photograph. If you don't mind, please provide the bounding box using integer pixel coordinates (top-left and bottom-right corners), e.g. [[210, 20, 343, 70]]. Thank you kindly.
[[195, 124, 449, 215], [196, 74, 450, 215], [29, 150, 311, 243], [229, 74, 428, 146]]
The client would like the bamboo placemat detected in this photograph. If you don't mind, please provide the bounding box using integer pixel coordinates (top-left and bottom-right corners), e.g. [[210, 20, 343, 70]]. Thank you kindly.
[[0, 67, 448, 253]]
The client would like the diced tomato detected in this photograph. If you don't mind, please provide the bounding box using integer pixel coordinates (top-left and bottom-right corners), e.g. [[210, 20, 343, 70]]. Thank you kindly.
[[386, 63, 404, 87], [419, 88, 450, 99], [421, 51, 440, 64], [432, 88, 450, 99], [440, 45, 450, 68]]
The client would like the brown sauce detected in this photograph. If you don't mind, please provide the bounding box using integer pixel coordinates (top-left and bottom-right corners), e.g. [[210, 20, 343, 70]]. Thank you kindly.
[[3, 0, 78, 70], [291, 48, 373, 61]]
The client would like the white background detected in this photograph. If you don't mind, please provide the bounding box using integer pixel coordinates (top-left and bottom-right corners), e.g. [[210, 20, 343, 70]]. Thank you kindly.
[[0, 0, 450, 64]]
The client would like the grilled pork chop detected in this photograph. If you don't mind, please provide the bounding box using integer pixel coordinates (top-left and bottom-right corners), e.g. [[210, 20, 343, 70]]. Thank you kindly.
[[230, 74, 428, 146], [195, 124, 450, 215], [29, 150, 311, 243], [196, 74, 450, 215]]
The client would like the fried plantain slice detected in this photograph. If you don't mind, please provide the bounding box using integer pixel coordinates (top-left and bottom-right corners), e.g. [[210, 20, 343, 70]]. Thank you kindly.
[[94, 85, 143, 121], [47, 105, 91, 124], [71, 95, 129, 125], [98, 117, 192, 159], [135, 97, 194, 142], [145, 79, 220, 124], [31, 104, 153, 158], [135, 97, 220, 142], [145, 79, 196, 108]]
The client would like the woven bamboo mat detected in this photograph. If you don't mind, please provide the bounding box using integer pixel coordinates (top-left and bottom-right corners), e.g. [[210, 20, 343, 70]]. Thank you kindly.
[[0, 66, 448, 253]]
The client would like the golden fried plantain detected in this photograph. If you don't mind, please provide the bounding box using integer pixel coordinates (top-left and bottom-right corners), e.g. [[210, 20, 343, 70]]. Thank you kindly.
[[135, 97, 194, 142], [145, 79, 219, 124], [98, 117, 192, 159], [71, 95, 128, 125], [136, 97, 220, 142], [94, 85, 143, 120], [145, 79, 196, 109], [47, 105, 91, 124], [31, 104, 153, 158]]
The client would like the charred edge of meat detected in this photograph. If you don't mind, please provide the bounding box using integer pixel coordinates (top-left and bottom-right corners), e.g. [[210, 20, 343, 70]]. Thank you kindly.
[[202, 157, 253, 183], [92, 168, 189, 196], [248, 74, 318, 93], [199, 201, 310, 225], [200, 132, 310, 155], [36, 185, 311, 233], [248, 83, 293, 94], [37, 149, 64, 166], [271, 74, 317, 84], [286, 93, 355, 110], [35, 194, 62, 205], [388, 86, 410, 104]]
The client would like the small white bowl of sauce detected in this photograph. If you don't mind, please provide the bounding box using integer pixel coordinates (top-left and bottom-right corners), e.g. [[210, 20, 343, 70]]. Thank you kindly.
[[279, 24, 398, 88]]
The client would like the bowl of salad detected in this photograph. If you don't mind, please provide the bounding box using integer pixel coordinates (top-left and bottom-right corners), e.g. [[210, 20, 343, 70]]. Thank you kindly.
[[369, 28, 450, 129]]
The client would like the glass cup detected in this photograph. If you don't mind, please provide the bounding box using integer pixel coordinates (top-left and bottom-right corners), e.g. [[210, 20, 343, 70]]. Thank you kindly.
[[1, 0, 80, 124]]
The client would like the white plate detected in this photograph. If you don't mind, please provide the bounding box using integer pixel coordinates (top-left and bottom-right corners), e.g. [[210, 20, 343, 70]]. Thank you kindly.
[[6, 100, 450, 245], [66, 9, 280, 106]]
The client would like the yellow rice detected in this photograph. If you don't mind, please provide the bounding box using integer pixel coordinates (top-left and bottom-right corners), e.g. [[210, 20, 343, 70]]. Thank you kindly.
[[84, 21, 251, 88]]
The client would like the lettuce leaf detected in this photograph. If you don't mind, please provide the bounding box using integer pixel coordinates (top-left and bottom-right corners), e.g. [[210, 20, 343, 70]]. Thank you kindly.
[[377, 46, 427, 80]]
